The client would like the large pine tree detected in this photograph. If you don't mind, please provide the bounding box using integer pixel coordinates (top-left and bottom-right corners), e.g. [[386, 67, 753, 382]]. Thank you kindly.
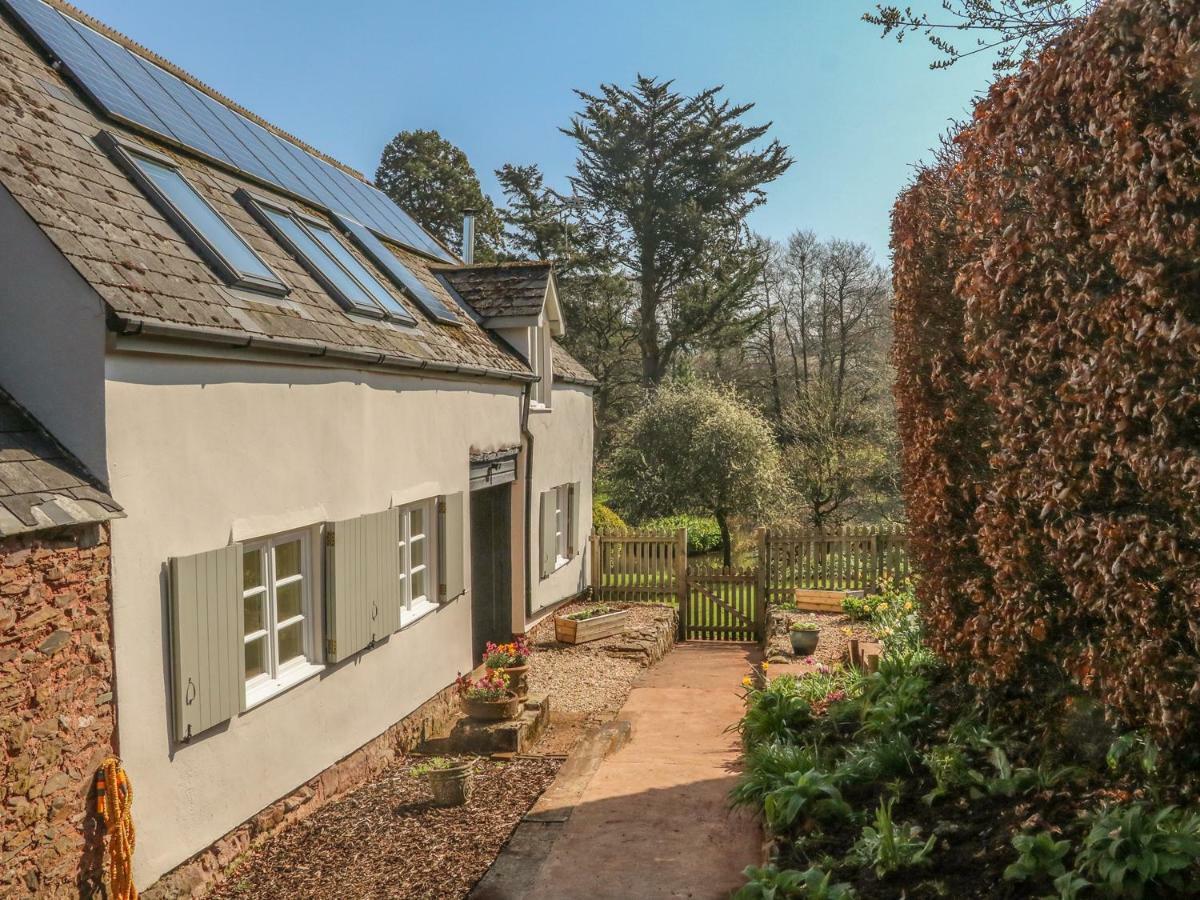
[[564, 76, 792, 386]]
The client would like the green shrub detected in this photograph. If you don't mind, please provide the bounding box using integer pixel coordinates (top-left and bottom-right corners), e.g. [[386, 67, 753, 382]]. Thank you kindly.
[[739, 678, 815, 748], [640, 514, 722, 553], [592, 500, 626, 533], [1074, 803, 1200, 898]]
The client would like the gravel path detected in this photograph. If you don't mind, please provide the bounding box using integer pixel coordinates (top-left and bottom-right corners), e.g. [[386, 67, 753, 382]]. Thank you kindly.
[[210, 756, 560, 900], [525, 602, 676, 755], [764, 608, 876, 668]]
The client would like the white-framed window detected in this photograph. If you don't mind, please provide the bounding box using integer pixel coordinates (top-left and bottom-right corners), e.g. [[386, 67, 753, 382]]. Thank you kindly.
[[530, 324, 553, 409], [398, 499, 438, 627], [241, 530, 320, 707]]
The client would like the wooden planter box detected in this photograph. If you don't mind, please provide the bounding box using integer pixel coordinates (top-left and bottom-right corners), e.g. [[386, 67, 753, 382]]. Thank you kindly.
[[792, 588, 864, 613], [555, 608, 629, 645]]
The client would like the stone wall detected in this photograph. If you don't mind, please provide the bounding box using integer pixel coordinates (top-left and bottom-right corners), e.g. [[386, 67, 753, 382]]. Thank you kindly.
[[1, 523, 115, 898], [144, 681, 463, 899]]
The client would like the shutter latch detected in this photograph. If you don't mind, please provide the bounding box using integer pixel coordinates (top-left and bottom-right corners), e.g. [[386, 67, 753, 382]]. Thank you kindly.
[[326, 638, 336, 657]]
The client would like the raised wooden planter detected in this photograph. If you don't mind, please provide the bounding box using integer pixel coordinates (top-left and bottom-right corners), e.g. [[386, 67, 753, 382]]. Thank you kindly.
[[848, 638, 883, 672], [792, 588, 864, 613], [554, 608, 629, 645]]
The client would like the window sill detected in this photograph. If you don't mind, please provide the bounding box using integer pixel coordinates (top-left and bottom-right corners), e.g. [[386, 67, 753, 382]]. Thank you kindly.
[[243, 660, 324, 711], [400, 598, 439, 630], [529, 402, 552, 413]]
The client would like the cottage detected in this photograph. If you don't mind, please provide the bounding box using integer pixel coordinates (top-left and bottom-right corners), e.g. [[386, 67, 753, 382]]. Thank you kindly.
[[0, 0, 595, 892]]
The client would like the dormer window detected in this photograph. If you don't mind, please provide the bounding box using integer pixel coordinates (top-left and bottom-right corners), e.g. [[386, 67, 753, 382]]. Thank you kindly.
[[236, 190, 416, 325], [530, 323, 553, 409], [98, 132, 287, 296]]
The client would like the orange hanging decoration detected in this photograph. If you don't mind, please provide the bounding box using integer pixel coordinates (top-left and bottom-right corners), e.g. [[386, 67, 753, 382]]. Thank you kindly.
[[96, 756, 137, 900]]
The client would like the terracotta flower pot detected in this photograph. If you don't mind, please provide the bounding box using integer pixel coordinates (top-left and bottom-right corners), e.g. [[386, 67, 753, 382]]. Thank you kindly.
[[790, 629, 820, 656], [460, 693, 522, 721], [490, 664, 529, 699], [425, 763, 474, 806]]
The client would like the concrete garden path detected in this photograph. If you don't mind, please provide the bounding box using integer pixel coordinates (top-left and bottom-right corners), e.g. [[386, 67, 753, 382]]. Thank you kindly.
[[524, 642, 761, 899]]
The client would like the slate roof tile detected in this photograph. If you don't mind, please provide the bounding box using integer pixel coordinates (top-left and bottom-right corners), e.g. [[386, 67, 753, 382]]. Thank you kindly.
[[0, 387, 122, 537]]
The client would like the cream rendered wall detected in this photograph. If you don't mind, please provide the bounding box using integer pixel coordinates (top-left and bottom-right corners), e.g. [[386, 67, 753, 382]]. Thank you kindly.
[[526, 382, 594, 617], [103, 348, 523, 887]]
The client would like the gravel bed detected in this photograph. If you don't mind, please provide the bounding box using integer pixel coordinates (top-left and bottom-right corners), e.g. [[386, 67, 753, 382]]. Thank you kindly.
[[764, 608, 876, 668], [211, 756, 560, 900], [525, 602, 674, 754]]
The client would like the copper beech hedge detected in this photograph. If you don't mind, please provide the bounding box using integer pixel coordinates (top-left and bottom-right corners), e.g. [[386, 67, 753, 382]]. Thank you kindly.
[[892, 0, 1200, 741]]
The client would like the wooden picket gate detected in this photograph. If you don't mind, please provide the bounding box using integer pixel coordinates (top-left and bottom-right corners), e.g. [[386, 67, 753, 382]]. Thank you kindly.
[[590, 524, 909, 644], [683, 565, 761, 642]]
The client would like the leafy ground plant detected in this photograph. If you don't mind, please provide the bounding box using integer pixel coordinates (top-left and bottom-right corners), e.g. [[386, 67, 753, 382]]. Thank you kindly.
[[847, 796, 935, 878], [1003, 831, 1071, 884], [1074, 802, 1200, 898], [763, 769, 853, 832], [732, 742, 828, 810], [733, 864, 857, 900]]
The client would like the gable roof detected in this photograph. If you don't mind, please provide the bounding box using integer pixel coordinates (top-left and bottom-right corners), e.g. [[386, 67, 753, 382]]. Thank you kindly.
[[0, 1, 535, 383], [0, 388, 122, 537], [438, 262, 553, 321]]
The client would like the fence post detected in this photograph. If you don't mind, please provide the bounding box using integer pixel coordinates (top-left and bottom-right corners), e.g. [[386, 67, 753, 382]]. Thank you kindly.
[[755, 526, 768, 645], [589, 532, 599, 600], [675, 527, 688, 641]]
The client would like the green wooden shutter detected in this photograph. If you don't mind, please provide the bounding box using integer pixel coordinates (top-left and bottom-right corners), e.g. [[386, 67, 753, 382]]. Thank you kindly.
[[438, 492, 466, 602], [325, 508, 400, 662], [168, 544, 243, 742], [567, 482, 580, 557], [540, 489, 557, 578]]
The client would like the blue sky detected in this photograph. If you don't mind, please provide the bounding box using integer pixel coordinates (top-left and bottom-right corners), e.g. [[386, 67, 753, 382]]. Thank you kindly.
[[78, 0, 997, 262]]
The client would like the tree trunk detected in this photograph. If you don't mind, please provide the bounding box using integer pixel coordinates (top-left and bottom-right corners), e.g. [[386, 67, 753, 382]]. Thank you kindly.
[[715, 511, 733, 568]]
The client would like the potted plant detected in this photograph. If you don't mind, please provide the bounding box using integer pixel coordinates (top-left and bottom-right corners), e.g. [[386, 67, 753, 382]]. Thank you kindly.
[[554, 604, 629, 645], [789, 621, 821, 656], [483, 637, 532, 700], [456, 670, 521, 721], [411, 756, 475, 806]]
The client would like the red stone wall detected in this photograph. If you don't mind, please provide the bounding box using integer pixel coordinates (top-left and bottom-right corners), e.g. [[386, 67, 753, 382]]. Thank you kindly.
[[1, 523, 116, 898]]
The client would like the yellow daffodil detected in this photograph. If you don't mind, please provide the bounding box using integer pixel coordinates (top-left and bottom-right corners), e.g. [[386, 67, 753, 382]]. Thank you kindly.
[[878, 603, 889, 611], [761, 662, 770, 671], [841, 626, 852, 636], [741, 675, 752, 687], [904, 601, 913, 611]]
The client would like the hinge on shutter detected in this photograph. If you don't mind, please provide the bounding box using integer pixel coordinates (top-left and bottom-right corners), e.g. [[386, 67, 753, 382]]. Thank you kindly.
[[437, 497, 446, 514], [326, 638, 336, 657], [325, 531, 335, 548]]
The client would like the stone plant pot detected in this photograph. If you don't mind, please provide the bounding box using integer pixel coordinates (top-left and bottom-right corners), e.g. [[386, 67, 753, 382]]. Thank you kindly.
[[790, 628, 820, 657], [491, 664, 529, 700], [426, 762, 474, 807], [461, 693, 522, 721]]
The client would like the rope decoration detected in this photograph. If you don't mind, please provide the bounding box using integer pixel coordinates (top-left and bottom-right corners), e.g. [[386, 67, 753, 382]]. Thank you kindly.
[[96, 756, 137, 900]]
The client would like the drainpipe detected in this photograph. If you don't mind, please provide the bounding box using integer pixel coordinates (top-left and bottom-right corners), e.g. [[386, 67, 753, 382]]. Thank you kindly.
[[521, 380, 535, 622]]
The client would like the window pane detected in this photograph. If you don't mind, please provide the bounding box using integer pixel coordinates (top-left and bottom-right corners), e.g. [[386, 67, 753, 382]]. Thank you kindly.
[[243, 591, 265, 635], [307, 224, 412, 320], [243, 548, 264, 591], [274, 540, 302, 580], [245, 637, 267, 680], [276, 581, 303, 622], [264, 207, 382, 312], [410, 568, 425, 602], [277, 621, 304, 665], [134, 155, 276, 281], [409, 507, 424, 537], [410, 536, 425, 568]]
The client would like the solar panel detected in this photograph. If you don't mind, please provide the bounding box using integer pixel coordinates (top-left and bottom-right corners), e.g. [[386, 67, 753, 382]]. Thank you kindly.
[[335, 214, 461, 325], [64, 17, 239, 169], [4, 0, 172, 135], [1, 0, 458, 266]]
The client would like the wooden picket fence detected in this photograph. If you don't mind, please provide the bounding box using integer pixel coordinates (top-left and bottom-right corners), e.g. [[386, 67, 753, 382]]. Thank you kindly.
[[760, 525, 910, 605], [589, 524, 910, 642], [588, 528, 687, 605]]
